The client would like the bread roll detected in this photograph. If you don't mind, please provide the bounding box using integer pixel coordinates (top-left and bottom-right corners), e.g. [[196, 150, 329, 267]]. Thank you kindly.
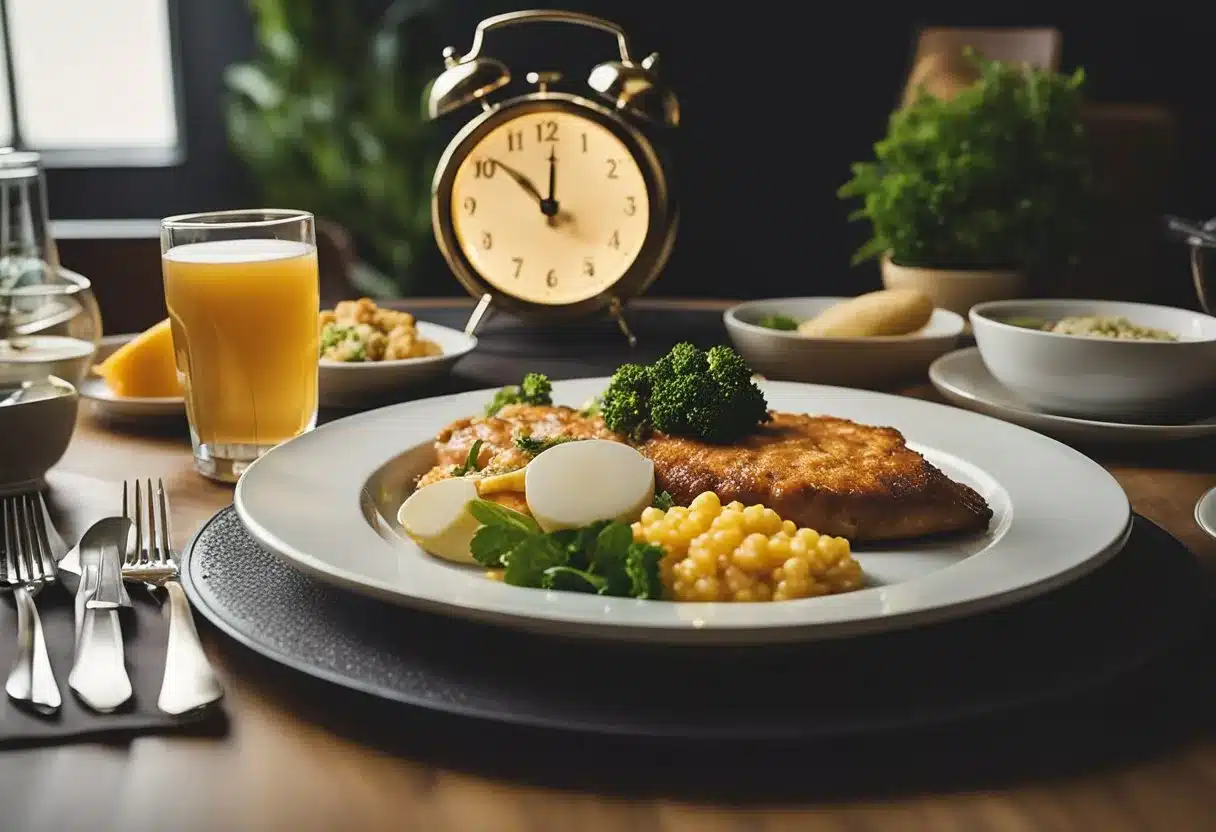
[[798, 289, 934, 338]]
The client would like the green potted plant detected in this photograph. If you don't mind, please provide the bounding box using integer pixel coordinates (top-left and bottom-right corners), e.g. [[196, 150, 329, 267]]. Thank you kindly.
[[224, 0, 442, 296], [838, 52, 1092, 315]]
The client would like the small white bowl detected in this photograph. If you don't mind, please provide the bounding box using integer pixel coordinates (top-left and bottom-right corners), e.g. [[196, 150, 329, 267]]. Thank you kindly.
[[970, 299, 1216, 420], [319, 320, 477, 408], [0, 376, 79, 495], [724, 297, 964, 388]]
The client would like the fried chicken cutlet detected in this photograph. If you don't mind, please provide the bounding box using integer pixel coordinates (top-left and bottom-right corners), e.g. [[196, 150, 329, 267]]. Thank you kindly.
[[421, 406, 992, 542], [641, 412, 992, 542]]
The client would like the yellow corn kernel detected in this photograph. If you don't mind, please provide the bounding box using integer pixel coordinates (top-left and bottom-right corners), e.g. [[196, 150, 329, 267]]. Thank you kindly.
[[649, 491, 864, 604]]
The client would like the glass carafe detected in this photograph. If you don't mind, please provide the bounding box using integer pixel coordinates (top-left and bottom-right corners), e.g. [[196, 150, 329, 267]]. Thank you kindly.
[[0, 150, 101, 393]]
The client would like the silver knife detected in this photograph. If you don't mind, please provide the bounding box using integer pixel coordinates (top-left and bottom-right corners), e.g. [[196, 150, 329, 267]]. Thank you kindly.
[[68, 517, 133, 712]]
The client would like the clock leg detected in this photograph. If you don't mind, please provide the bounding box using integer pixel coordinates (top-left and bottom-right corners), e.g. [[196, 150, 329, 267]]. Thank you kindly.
[[463, 293, 494, 336], [608, 296, 638, 348]]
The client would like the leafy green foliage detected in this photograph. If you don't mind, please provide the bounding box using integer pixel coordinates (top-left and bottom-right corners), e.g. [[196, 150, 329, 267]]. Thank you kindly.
[[838, 51, 1092, 272], [450, 439, 484, 476], [513, 432, 579, 456], [485, 373, 554, 416], [601, 343, 768, 443], [224, 0, 442, 289], [466, 500, 665, 599]]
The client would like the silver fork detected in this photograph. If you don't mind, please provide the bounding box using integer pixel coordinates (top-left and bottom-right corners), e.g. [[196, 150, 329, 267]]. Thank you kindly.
[[1, 494, 61, 714], [123, 479, 223, 715]]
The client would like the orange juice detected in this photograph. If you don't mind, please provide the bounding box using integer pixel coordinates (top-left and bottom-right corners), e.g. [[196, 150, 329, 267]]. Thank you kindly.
[[162, 238, 319, 447]]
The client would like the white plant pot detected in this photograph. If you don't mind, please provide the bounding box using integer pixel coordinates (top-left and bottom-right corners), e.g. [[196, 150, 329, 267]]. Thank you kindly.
[[881, 257, 1027, 318]]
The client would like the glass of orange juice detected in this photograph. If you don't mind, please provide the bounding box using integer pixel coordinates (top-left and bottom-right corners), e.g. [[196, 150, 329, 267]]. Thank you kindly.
[[160, 209, 319, 482]]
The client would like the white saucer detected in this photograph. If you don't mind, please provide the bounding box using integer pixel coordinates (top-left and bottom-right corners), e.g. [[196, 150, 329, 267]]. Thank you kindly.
[[1196, 487, 1216, 540], [78, 334, 185, 421], [929, 348, 1216, 444]]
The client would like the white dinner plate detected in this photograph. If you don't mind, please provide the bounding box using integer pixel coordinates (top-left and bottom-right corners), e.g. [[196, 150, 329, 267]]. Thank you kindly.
[[78, 334, 186, 421], [930, 348, 1216, 444], [319, 320, 477, 408], [1196, 487, 1216, 541], [234, 378, 1132, 645]]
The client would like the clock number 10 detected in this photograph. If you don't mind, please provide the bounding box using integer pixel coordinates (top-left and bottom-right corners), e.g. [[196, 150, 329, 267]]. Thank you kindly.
[[474, 159, 496, 178]]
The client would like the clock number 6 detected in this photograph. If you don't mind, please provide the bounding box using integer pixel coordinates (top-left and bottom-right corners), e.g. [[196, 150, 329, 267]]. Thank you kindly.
[[545, 269, 558, 288]]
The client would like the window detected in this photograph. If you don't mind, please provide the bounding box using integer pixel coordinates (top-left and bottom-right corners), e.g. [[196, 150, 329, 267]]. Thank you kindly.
[[0, 0, 182, 167]]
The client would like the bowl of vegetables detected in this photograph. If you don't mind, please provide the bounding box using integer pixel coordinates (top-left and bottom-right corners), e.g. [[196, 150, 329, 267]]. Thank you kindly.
[[724, 293, 964, 389]]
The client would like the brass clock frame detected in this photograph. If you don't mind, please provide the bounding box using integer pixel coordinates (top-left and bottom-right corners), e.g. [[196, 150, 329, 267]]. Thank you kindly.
[[431, 92, 679, 324]]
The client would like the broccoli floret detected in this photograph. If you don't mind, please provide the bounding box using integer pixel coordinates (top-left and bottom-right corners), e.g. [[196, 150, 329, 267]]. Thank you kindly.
[[600, 363, 651, 440], [599, 345, 768, 444], [650, 341, 705, 383], [649, 373, 718, 437], [485, 372, 554, 416], [520, 372, 552, 403]]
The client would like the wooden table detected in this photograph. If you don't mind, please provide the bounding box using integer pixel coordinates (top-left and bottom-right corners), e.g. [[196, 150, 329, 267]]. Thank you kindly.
[[3, 300, 1215, 832]]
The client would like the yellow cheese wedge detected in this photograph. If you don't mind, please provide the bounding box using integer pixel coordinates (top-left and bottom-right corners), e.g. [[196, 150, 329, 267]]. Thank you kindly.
[[92, 318, 184, 398]]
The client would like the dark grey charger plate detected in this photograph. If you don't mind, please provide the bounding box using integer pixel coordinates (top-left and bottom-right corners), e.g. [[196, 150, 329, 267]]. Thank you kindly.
[[181, 508, 1204, 741]]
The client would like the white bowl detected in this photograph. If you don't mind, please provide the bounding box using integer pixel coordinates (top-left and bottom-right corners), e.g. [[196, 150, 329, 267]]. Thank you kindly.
[[970, 299, 1216, 420], [0, 376, 79, 495], [724, 297, 964, 388], [319, 320, 477, 408]]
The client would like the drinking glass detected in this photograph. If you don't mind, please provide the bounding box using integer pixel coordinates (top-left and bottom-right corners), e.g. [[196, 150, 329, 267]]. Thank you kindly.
[[161, 210, 319, 483], [0, 149, 101, 394]]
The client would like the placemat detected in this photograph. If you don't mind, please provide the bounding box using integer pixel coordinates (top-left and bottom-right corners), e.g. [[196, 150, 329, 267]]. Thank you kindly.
[[0, 585, 224, 749], [182, 508, 1204, 741]]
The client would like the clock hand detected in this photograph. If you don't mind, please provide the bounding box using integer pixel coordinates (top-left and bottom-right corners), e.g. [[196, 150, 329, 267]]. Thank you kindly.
[[543, 148, 558, 204], [489, 158, 544, 206], [540, 148, 560, 225]]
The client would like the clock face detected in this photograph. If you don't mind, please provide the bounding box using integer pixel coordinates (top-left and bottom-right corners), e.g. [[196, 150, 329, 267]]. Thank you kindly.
[[449, 108, 652, 305]]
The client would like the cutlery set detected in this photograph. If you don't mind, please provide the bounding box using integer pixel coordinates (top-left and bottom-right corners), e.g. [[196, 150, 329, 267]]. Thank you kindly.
[[1, 480, 223, 717]]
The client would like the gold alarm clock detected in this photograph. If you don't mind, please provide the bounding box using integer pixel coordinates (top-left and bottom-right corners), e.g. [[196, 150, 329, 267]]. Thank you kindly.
[[425, 9, 679, 342]]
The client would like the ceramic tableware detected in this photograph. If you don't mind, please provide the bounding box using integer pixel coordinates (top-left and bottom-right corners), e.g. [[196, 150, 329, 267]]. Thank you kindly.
[[724, 297, 963, 388], [235, 378, 1131, 645], [929, 348, 1216, 444], [0, 376, 78, 495], [970, 299, 1216, 421]]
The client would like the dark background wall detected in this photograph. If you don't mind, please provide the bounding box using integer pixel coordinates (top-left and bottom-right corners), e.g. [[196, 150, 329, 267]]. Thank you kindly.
[[43, 1, 1216, 302]]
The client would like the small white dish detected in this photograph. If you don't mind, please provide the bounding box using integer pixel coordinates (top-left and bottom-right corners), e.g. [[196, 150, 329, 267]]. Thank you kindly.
[[724, 297, 964, 388], [930, 348, 1216, 444], [970, 299, 1216, 421], [78, 334, 185, 421], [1196, 487, 1216, 541], [319, 320, 477, 408], [0, 376, 78, 495], [235, 377, 1131, 645]]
